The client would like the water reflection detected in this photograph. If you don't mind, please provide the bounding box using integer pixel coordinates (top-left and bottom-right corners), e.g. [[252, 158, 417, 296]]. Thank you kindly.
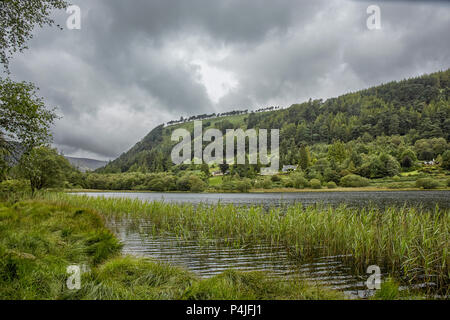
[[107, 217, 373, 297]]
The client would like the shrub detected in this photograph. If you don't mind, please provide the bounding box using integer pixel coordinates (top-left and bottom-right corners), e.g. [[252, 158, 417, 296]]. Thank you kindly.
[[271, 175, 281, 182], [326, 181, 337, 189], [236, 179, 252, 192], [447, 178, 450, 187], [283, 179, 294, 188], [189, 176, 206, 192], [0, 180, 30, 194], [415, 178, 440, 190], [373, 278, 400, 300], [309, 179, 322, 189], [254, 178, 272, 189], [340, 174, 370, 188], [290, 173, 309, 189]]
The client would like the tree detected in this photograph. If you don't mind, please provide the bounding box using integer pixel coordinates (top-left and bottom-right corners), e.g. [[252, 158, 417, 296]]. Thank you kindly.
[[298, 145, 310, 170], [441, 150, 450, 170], [0, 79, 58, 178], [0, 79, 58, 151], [0, 0, 69, 72], [327, 140, 347, 164], [18, 146, 73, 193], [201, 163, 210, 177]]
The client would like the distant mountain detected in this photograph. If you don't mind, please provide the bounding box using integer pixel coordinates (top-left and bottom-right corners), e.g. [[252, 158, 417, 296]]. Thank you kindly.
[[65, 157, 108, 172], [99, 69, 449, 174]]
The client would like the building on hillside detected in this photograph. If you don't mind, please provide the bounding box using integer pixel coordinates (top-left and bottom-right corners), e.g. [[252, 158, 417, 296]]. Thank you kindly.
[[282, 165, 298, 173]]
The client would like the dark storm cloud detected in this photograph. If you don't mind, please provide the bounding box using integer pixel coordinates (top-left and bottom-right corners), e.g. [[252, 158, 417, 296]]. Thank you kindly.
[[7, 0, 450, 160]]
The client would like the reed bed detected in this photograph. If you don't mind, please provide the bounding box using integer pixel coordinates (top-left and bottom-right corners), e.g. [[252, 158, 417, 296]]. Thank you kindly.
[[41, 192, 449, 290]]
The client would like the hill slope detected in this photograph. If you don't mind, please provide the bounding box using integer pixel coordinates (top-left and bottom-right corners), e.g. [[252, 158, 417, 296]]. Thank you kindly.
[[99, 69, 450, 174], [65, 157, 108, 172]]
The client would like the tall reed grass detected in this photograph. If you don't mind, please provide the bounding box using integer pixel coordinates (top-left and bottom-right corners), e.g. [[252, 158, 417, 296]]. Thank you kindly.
[[41, 192, 449, 291]]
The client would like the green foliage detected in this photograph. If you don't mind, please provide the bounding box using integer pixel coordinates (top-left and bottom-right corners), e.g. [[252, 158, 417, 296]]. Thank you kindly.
[[236, 178, 252, 192], [441, 150, 450, 170], [0, 200, 122, 299], [18, 146, 74, 193], [289, 173, 309, 189], [326, 181, 337, 189], [414, 138, 448, 161], [327, 140, 347, 164], [309, 179, 322, 189], [50, 193, 450, 294], [254, 178, 272, 189], [0, 79, 59, 177], [98, 70, 449, 179], [373, 278, 400, 300], [0, 179, 30, 194], [298, 145, 311, 170], [0, 0, 68, 71], [177, 174, 206, 192], [340, 174, 370, 188], [415, 178, 440, 190], [0, 199, 343, 300]]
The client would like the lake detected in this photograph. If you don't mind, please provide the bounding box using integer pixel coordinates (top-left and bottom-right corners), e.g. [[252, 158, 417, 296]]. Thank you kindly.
[[78, 190, 449, 298], [76, 190, 450, 209]]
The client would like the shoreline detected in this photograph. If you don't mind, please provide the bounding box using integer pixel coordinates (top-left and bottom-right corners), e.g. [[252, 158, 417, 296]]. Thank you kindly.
[[65, 187, 450, 194]]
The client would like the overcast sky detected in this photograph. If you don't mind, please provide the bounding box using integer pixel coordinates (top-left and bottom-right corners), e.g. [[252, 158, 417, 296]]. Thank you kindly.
[[8, 0, 450, 160]]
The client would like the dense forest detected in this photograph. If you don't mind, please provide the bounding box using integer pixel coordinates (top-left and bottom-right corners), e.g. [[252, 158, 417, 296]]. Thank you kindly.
[[98, 69, 449, 175]]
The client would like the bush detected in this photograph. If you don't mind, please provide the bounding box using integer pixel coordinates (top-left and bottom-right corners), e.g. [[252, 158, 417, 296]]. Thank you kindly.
[[340, 174, 370, 188], [254, 178, 272, 189], [283, 179, 294, 188], [0, 180, 30, 194], [290, 173, 309, 189], [271, 175, 281, 182], [236, 179, 252, 192], [176, 175, 206, 192], [447, 178, 450, 187], [309, 179, 322, 189], [415, 178, 440, 190], [326, 181, 337, 189], [188, 176, 206, 192]]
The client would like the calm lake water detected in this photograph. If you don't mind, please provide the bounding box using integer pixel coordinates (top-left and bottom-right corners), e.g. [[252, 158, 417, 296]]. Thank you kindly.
[[77, 190, 450, 209], [79, 191, 449, 298]]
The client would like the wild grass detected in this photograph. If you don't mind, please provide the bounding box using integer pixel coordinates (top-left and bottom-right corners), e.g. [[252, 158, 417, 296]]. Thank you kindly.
[[0, 199, 344, 300], [40, 192, 449, 294]]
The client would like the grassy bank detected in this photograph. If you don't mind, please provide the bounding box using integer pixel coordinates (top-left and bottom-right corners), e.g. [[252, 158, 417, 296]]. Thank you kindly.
[[0, 199, 343, 300], [41, 193, 449, 296]]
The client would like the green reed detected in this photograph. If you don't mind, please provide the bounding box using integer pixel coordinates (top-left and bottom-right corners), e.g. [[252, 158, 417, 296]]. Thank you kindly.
[[41, 192, 449, 288]]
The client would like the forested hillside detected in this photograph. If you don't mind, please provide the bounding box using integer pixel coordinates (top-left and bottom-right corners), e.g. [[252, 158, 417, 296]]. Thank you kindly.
[[99, 69, 449, 176]]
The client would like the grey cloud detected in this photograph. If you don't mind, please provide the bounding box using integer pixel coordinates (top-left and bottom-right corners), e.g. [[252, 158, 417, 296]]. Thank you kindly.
[[6, 0, 450, 159]]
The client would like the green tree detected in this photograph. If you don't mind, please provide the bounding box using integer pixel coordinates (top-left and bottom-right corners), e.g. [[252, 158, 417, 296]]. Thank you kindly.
[[441, 150, 450, 170], [18, 146, 72, 193], [0, 79, 58, 178], [0, 0, 68, 71], [327, 140, 347, 164], [201, 163, 210, 177], [298, 145, 310, 170]]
